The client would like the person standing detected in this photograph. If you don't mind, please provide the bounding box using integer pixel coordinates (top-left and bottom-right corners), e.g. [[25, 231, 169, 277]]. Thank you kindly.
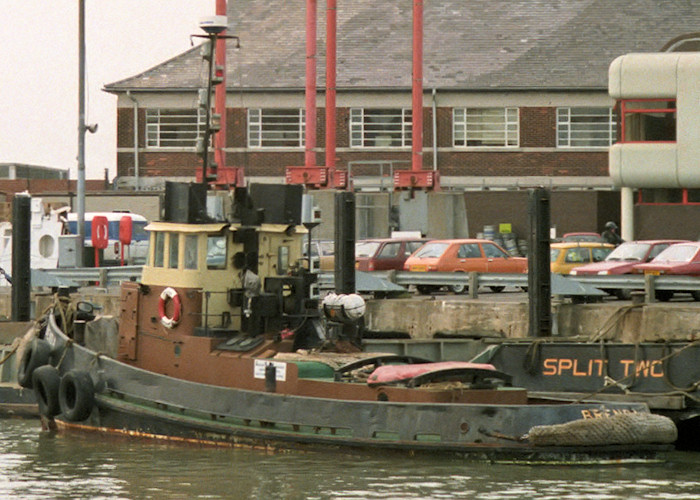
[[602, 221, 623, 246]]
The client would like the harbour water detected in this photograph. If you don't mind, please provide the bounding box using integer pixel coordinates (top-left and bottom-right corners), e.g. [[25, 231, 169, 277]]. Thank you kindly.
[[2, 419, 699, 499]]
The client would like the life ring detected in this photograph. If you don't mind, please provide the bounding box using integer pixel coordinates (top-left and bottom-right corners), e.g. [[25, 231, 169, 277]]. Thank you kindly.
[[58, 370, 95, 422], [32, 365, 61, 417], [158, 287, 182, 329], [17, 338, 51, 389]]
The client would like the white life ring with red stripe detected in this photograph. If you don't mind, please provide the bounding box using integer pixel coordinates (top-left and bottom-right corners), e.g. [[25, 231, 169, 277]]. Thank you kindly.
[[158, 287, 181, 329]]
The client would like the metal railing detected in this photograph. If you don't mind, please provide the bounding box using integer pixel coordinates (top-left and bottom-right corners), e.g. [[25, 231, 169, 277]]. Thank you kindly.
[[39, 266, 700, 303], [41, 265, 143, 287], [319, 271, 700, 303]]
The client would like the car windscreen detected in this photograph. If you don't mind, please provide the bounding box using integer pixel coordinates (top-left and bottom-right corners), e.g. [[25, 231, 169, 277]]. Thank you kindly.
[[651, 244, 697, 263], [355, 241, 381, 257], [413, 242, 449, 259], [606, 243, 649, 261]]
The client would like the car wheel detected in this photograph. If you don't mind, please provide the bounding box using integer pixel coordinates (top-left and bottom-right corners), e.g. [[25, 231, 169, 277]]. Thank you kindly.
[[489, 286, 505, 293], [449, 284, 467, 294], [614, 289, 632, 300], [416, 285, 435, 295], [655, 290, 674, 302]]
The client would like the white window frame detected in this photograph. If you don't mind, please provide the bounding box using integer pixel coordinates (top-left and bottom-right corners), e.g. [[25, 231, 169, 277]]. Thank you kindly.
[[145, 108, 205, 149], [453, 107, 519, 148], [247, 108, 305, 148], [557, 107, 616, 148], [350, 108, 412, 148]]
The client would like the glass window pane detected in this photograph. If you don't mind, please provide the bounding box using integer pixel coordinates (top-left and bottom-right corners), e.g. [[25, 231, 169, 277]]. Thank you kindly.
[[207, 235, 227, 269], [184, 234, 198, 270], [154, 232, 165, 268], [168, 234, 179, 269]]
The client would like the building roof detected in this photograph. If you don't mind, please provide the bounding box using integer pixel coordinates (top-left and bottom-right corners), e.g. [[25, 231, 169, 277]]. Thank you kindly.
[[105, 0, 700, 93]]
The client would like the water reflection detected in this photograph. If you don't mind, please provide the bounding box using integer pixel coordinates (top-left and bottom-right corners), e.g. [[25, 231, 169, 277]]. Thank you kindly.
[[1, 419, 699, 499]]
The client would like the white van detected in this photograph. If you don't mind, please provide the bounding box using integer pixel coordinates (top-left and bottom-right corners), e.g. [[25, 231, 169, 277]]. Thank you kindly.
[[66, 211, 149, 266]]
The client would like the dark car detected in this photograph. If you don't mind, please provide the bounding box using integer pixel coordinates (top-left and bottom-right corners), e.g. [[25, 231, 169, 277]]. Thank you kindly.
[[355, 238, 429, 272]]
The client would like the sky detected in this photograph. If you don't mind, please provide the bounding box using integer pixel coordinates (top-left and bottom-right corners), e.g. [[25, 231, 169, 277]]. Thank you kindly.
[[0, 1, 215, 181]]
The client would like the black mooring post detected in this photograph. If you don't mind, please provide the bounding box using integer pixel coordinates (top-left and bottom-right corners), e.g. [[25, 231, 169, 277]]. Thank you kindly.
[[11, 194, 31, 321], [334, 191, 355, 295], [527, 188, 551, 337]]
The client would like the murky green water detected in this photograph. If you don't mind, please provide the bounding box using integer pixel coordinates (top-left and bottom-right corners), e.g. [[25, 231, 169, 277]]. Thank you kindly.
[[1, 419, 699, 499]]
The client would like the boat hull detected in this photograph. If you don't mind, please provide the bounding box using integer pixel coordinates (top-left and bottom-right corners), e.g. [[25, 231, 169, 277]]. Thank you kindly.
[[38, 313, 672, 463]]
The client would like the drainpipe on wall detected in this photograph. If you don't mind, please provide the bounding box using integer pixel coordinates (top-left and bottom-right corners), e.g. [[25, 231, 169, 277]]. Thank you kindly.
[[431, 88, 438, 171], [126, 91, 140, 191]]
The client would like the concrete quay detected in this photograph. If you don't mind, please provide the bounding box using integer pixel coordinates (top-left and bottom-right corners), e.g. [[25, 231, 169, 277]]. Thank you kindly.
[[364, 296, 700, 343], [2, 289, 699, 345]]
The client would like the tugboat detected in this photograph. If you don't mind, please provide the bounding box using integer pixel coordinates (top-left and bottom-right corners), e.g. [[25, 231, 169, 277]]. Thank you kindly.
[[17, 182, 677, 463]]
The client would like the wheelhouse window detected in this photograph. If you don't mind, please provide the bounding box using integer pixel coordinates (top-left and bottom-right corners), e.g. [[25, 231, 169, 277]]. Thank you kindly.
[[248, 109, 305, 148], [184, 235, 198, 270], [153, 232, 165, 268], [453, 108, 518, 147], [557, 107, 615, 148], [206, 235, 227, 270], [168, 234, 179, 269], [146, 109, 205, 149], [350, 108, 412, 148], [620, 99, 676, 142]]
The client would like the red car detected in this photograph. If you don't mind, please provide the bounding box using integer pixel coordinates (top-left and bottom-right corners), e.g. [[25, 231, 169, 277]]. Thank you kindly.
[[570, 240, 688, 298], [355, 238, 429, 272], [633, 241, 700, 301], [403, 238, 527, 294]]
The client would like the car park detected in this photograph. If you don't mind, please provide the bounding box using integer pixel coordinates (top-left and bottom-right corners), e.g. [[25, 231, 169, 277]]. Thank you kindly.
[[403, 238, 527, 294], [633, 241, 700, 301], [550, 242, 614, 275], [355, 238, 429, 272], [570, 239, 689, 298]]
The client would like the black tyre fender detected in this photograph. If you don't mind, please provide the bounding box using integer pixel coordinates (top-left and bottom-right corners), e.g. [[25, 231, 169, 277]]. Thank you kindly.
[[59, 370, 95, 422], [17, 338, 51, 389], [32, 365, 61, 417]]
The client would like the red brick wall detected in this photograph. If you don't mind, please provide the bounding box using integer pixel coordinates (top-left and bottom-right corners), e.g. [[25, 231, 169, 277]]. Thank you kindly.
[[116, 105, 608, 179]]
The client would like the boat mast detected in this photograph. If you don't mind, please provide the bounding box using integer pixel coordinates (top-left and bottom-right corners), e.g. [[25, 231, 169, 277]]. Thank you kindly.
[[77, 0, 86, 266]]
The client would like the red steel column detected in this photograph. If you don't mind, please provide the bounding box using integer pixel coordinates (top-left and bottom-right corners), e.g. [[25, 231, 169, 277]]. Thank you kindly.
[[325, 0, 337, 172], [412, 0, 423, 171], [305, 0, 318, 167], [214, 0, 227, 170]]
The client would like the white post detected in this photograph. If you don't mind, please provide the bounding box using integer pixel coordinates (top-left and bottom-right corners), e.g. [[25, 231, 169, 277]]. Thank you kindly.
[[620, 187, 634, 241]]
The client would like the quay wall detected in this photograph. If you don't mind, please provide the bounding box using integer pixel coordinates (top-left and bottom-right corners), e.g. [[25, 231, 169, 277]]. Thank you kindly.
[[1, 291, 698, 343]]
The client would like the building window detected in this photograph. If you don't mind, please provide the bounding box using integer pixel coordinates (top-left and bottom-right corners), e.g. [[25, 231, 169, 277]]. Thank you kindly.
[[638, 188, 700, 205], [350, 108, 412, 148], [145, 109, 205, 149], [453, 108, 518, 147], [557, 107, 615, 148], [248, 109, 305, 148], [620, 99, 676, 142]]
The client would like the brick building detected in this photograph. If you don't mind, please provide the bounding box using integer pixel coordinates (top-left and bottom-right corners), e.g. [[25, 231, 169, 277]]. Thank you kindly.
[[104, 0, 700, 239]]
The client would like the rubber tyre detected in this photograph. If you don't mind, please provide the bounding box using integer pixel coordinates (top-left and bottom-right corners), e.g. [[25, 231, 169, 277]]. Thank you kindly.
[[59, 370, 95, 422], [489, 286, 505, 293], [32, 365, 61, 417], [416, 285, 435, 295], [448, 284, 467, 294], [17, 338, 51, 389]]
